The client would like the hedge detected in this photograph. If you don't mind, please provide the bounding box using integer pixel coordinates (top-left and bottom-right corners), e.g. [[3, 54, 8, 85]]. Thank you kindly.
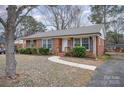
[[30, 48, 38, 54], [39, 48, 49, 55], [17, 48, 26, 54], [17, 48, 50, 55], [25, 48, 31, 54], [72, 46, 86, 57]]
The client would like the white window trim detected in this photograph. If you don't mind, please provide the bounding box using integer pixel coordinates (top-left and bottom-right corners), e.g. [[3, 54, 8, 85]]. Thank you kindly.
[[42, 39, 47, 48], [30, 40, 35, 48], [73, 37, 90, 51], [41, 38, 53, 50], [73, 38, 80, 46], [82, 37, 90, 51], [48, 39, 53, 50]]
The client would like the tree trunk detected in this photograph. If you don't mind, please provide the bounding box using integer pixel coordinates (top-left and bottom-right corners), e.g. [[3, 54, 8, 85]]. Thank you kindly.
[[5, 28, 17, 78], [5, 6, 17, 78]]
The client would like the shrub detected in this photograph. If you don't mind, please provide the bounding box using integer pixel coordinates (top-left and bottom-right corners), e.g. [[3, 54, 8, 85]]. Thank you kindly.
[[38, 48, 49, 55], [25, 48, 31, 54], [72, 46, 86, 57], [31, 48, 38, 54], [17, 48, 50, 55], [18, 48, 31, 54], [18, 48, 26, 54]]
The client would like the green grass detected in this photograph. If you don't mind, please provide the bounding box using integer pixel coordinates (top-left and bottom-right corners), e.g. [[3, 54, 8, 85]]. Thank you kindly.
[[97, 54, 111, 61]]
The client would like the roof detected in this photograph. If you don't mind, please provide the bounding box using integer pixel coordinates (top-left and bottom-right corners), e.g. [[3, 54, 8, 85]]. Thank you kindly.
[[15, 38, 24, 44], [23, 24, 104, 39]]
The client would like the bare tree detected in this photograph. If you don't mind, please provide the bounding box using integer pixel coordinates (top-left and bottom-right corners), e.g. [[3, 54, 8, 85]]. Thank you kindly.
[[108, 16, 124, 44], [0, 5, 36, 78], [37, 5, 83, 30]]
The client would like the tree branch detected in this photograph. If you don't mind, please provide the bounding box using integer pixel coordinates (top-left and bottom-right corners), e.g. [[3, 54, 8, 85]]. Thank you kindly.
[[0, 17, 6, 28], [16, 5, 31, 17], [16, 7, 34, 27]]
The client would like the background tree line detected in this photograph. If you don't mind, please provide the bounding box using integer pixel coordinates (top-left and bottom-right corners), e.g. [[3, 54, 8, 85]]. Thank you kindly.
[[89, 5, 124, 44], [1, 5, 124, 44]]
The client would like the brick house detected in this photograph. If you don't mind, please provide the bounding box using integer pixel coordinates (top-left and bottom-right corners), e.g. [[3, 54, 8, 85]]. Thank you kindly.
[[23, 24, 106, 57], [15, 38, 24, 48]]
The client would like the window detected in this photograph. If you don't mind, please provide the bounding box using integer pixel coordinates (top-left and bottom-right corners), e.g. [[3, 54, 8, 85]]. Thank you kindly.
[[74, 38, 80, 46], [48, 39, 52, 49], [43, 40, 47, 48], [82, 38, 89, 49], [30, 40, 35, 48], [42, 39, 52, 49], [73, 37, 90, 50]]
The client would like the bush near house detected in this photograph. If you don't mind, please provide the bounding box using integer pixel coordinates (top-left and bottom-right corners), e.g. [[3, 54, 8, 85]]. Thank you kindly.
[[17, 48, 50, 55], [18, 48, 31, 54], [72, 46, 86, 57], [17, 48, 26, 54], [38, 48, 49, 55], [30, 48, 38, 55], [25, 48, 32, 54]]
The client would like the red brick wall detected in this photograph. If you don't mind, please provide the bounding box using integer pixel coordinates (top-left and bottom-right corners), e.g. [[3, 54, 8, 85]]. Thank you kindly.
[[26, 40, 30, 48], [96, 36, 105, 56], [24, 39, 41, 48], [35, 39, 41, 48], [23, 40, 30, 48], [52, 38, 62, 55]]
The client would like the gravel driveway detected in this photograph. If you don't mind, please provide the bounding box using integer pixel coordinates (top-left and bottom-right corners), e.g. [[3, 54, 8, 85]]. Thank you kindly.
[[0, 54, 94, 87], [88, 56, 124, 87]]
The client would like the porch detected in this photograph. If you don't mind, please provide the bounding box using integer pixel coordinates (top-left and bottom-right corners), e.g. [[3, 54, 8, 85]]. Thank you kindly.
[[52, 35, 97, 57]]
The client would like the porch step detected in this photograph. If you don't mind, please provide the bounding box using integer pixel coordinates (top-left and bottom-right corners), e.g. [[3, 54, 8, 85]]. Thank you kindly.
[[58, 52, 65, 57]]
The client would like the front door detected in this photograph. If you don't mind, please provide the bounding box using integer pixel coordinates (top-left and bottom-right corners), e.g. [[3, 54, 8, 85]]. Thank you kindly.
[[62, 38, 68, 52]]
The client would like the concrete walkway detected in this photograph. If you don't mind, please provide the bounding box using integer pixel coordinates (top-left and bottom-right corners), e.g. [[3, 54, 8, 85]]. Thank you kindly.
[[88, 56, 124, 87], [48, 56, 96, 71]]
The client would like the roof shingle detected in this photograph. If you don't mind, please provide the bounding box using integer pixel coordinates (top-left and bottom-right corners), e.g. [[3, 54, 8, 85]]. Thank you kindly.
[[24, 24, 104, 39]]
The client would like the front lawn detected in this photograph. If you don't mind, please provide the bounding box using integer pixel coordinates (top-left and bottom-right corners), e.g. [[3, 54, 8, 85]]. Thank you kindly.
[[0, 54, 93, 87], [97, 54, 111, 61]]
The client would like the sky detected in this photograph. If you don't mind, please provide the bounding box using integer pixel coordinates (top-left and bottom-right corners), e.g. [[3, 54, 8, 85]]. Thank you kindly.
[[32, 5, 92, 30], [31, 5, 92, 30], [0, 5, 92, 32]]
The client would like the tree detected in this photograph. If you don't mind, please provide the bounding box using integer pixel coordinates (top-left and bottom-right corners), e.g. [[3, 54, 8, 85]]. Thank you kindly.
[[16, 16, 46, 38], [108, 17, 124, 44], [0, 5, 36, 78], [89, 5, 112, 31], [89, 5, 124, 44], [38, 5, 83, 30], [89, 5, 124, 31]]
